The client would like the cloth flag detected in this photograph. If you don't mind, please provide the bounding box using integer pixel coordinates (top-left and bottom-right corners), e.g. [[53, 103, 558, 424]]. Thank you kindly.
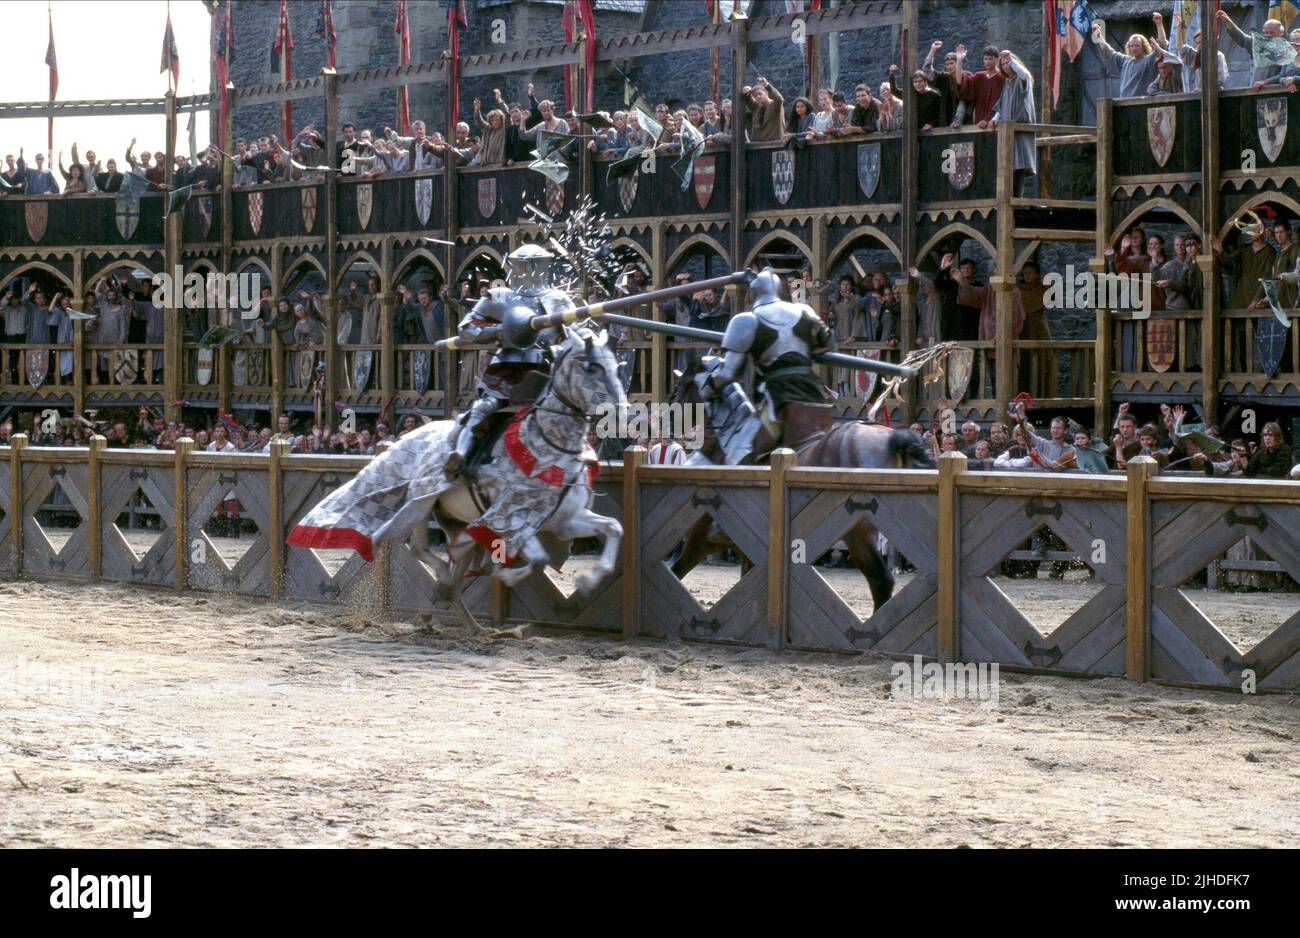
[[1252, 30, 1299, 68], [213, 1, 233, 137], [396, 0, 411, 134], [165, 185, 193, 217], [1270, 1, 1300, 30], [445, 0, 468, 124], [321, 0, 337, 68], [46, 8, 58, 150], [672, 117, 706, 190], [161, 6, 180, 90], [271, 0, 295, 138]]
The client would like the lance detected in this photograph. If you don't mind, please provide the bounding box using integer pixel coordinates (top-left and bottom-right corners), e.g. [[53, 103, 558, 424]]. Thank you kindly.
[[435, 268, 919, 379], [434, 270, 752, 351]]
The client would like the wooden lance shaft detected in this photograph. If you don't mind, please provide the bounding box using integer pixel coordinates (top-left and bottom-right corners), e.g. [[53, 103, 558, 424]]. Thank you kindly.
[[435, 269, 752, 351], [589, 311, 920, 379]]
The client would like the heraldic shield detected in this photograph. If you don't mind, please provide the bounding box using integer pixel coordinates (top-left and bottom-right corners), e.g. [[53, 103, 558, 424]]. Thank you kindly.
[[248, 191, 264, 236], [946, 346, 974, 401], [857, 143, 880, 199], [772, 150, 794, 204], [617, 171, 638, 213], [1256, 316, 1289, 378], [115, 195, 140, 239], [195, 194, 213, 238], [416, 177, 433, 225], [1145, 319, 1176, 373], [693, 155, 716, 210], [26, 349, 48, 389], [300, 188, 317, 233], [357, 184, 373, 230], [545, 178, 565, 216], [1147, 106, 1176, 167], [477, 177, 495, 220], [947, 141, 974, 191], [24, 203, 47, 243], [1257, 97, 1288, 163]]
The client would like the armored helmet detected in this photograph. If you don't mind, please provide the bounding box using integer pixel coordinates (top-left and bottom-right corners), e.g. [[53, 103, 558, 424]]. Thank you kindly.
[[749, 267, 783, 308], [506, 243, 555, 296]]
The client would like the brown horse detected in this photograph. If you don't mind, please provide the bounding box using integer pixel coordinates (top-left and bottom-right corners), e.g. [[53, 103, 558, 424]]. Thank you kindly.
[[668, 363, 933, 612]]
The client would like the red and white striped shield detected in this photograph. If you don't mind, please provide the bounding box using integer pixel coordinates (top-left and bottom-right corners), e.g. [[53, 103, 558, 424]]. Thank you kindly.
[[248, 191, 264, 235]]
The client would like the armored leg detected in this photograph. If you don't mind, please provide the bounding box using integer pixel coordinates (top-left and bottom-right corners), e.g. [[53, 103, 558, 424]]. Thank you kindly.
[[445, 396, 502, 481]]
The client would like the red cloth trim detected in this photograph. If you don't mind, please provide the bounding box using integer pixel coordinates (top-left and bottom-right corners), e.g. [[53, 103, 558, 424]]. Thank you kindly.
[[287, 525, 374, 563], [502, 405, 573, 488], [503, 407, 537, 476], [588, 462, 599, 484], [464, 523, 518, 566], [538, 466, 566, 485]]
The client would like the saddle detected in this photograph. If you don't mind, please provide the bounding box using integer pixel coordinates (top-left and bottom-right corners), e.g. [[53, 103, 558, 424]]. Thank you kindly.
[[751, 402, 834, 464]]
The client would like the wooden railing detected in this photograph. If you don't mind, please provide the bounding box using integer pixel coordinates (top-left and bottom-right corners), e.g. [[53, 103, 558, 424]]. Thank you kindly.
[[4, 438, 1297, 694]]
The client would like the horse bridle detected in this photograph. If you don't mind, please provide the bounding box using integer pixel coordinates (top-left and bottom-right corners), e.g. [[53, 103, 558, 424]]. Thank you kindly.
[[529, 338, 617, 455]]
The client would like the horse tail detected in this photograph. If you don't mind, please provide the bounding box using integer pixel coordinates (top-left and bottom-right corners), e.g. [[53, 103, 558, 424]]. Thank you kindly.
[[887, 428, 934, 469]]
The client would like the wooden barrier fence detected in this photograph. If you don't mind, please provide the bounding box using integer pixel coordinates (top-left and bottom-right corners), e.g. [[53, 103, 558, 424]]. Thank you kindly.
[[2, 437, 1298, 694]]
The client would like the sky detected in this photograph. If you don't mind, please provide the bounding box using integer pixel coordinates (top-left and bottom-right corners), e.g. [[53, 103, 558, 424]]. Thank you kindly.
[[0, 0, 212, 164]]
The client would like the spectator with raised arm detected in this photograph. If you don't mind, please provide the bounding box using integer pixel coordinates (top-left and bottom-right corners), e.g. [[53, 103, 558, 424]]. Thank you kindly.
[[1216, 9, 1291, 91], [922, 40, 966, 128], [1091, 20, 1160, 99], [1155, 10, 1228, 91], [743, 76, 785, 142]]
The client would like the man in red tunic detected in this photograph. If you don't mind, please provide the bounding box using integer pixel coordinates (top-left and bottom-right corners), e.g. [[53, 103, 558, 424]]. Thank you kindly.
[[956, 45, 1005, 128]]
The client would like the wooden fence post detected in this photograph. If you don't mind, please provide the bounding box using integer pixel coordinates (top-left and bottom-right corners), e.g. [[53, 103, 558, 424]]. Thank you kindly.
[[1125, 455, 1157, 683], [936, 450, 967, 663], [268, 439, 289, 600], [174, 438, 192, 591], [87, 435, 106, 581], [768, 448, 796, 651], [621, 446, 645, 640], [10, 433, 27, 576]]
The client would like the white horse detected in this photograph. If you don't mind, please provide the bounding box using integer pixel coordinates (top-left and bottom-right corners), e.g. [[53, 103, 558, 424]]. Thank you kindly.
[[289, 325, 627, 635]]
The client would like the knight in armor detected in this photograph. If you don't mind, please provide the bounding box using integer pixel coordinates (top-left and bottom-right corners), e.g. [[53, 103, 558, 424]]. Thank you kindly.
[[444, 244, 566, 481], [700, 267, 834, 457]]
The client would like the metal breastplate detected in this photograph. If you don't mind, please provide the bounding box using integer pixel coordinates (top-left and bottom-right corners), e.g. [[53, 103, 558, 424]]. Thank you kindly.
[[751, 301, 817, 371]]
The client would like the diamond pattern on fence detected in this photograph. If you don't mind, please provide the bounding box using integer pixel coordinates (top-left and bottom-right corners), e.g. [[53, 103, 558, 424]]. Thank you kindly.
[[21, 462, 90, 578], [1150, 500, 1300, 690], [786, 488, 939, 654], [958, 495, 1128, 675], [388, 540, 491, 620], [281, 469, 379, 604], [638, 482, 769, 644], [185, 465, 271, 595], [509, 479, 623, 630], [100, 464, 175, 585]]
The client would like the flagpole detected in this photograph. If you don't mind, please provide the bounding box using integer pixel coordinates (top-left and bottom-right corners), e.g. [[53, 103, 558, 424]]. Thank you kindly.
[[1041, 1, 1053, 199], [47, 1, 54, 153]]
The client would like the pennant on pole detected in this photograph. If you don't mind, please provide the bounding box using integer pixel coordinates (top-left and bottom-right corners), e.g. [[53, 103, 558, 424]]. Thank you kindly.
[[213, 2, 233, 140], [395, 0, 411, 135], [445, 0, 468, 124], [320, 0, 337, 68], [576, 0, 597, 111], [271, 0, 295, 138], [46, 5, 58, 151], [161, 3, 180, 91], [165, 185, 194, 217]]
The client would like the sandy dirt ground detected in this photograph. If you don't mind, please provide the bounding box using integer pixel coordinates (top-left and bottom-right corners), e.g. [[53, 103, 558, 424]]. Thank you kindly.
[[3, 536, 1299, 847]]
